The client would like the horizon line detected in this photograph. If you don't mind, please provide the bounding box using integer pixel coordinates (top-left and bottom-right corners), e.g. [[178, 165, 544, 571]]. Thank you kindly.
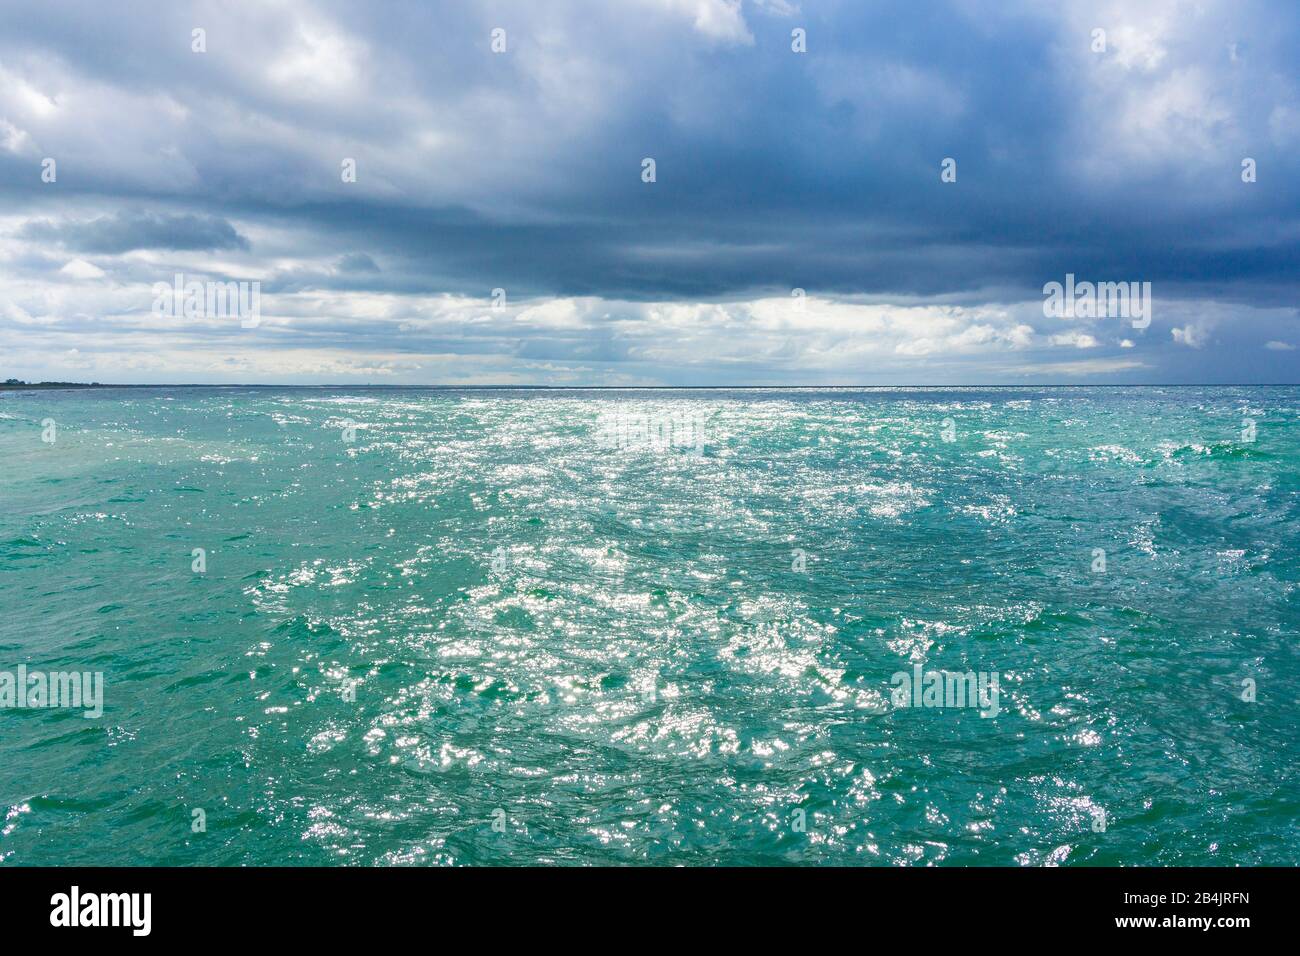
[[5, 382, 1300, 391]]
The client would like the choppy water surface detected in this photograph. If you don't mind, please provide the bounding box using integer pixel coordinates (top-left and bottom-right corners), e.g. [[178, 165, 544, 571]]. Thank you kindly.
[[1, 386, 1296, 865]]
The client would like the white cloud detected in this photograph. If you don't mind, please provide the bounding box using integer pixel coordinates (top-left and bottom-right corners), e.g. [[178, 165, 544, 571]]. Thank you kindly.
[[752, 0, 799, 15], [640, 0, 754, 44], [59, 258, 105, 279], [515, 298, 590, 329], [1050, 0, 1279, 185], [1172, 324, 1209, 347], [0, 117, 32, 154], [1050, 330, 1099, 348], [265, 22, 367, 97], [1109, 23, 1168, 72]]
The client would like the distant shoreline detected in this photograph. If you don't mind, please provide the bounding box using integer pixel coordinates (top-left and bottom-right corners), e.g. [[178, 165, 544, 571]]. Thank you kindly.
[[3, 382, 136, 390]]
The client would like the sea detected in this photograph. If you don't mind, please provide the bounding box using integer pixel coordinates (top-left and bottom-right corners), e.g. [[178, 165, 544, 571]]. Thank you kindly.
[[0, 385, 1295, 865]]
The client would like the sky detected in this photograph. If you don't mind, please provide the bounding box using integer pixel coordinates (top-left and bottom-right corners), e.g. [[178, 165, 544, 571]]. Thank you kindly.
[[1, 0, 1297, 385]]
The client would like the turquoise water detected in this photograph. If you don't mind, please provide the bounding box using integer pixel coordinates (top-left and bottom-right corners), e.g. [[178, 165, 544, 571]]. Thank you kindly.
[[1, 386, 1296, 866]]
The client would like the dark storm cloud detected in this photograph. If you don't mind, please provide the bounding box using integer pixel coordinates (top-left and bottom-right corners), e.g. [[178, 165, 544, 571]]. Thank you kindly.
[[336, 252, 380, 273], [19, 212, 250, 253], [2, 0, 1297, 303]]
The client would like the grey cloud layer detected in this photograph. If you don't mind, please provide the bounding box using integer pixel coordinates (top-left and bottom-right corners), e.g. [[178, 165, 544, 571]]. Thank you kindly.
[[0, 0, 1297, 383], [19, 212, 249, 253]]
